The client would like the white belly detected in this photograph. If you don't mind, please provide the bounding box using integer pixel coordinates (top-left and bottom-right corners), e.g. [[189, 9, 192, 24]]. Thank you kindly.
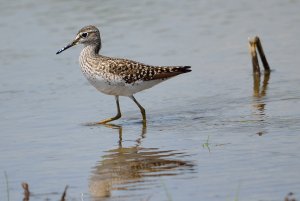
[[81, 69, 165, 96]]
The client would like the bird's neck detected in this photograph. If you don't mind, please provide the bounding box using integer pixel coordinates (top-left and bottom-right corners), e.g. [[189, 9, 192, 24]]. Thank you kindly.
[[80, 43, 101, 67], [83, 43, 101, 56]]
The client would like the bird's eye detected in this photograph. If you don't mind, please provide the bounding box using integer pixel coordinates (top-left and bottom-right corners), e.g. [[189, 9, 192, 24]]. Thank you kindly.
[[81, 32, 88, 38]]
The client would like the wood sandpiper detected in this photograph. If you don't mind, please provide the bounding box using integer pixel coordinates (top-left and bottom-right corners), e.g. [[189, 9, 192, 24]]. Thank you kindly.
[[56, 25, 191, 124]]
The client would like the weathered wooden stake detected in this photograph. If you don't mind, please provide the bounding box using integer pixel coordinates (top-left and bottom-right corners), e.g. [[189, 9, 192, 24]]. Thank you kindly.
[[254, 36, 270, 72], [248, 36, 271, 74], [249, 39, 260, 74]]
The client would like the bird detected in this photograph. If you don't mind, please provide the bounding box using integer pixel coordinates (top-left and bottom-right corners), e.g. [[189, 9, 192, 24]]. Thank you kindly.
[[56, 25, 191, 124]]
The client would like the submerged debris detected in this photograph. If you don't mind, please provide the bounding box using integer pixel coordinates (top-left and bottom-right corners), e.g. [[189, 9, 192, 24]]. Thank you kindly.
[[60, 185, 69, 201], [21, 182, 69, 201], [285, 192, 297, 201], [22, 182, 30, 201]]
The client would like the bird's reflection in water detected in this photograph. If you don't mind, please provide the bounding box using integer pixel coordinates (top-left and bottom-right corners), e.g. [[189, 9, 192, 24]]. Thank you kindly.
[[252, 72, 270, 136], [89, 123, 194, 200]]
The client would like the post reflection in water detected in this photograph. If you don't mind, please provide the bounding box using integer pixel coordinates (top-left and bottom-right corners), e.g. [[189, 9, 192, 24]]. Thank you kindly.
[[89, 124, 194, 200], [252, 72, 270, 136]]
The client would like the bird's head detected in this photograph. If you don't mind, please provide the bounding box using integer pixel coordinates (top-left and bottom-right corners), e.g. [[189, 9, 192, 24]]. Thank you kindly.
[[56, 25, 101, 54]]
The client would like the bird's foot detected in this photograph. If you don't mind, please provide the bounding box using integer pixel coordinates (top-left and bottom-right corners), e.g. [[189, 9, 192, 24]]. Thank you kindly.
[[96, 113, 122, 124]]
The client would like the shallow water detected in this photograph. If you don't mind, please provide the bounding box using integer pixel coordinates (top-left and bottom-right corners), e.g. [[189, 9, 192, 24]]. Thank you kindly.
[[1, 0, 300, 201]]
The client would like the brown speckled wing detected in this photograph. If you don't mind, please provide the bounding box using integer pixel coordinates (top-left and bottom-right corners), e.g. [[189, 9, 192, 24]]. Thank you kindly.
[[103, 57, 191, 84]]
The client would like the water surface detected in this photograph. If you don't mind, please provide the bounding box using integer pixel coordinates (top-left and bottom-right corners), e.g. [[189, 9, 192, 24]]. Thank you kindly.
[[1, 0, 300, 201]]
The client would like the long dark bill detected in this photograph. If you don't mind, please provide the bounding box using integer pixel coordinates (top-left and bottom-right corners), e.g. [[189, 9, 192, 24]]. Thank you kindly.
[[56, 39, 78, 55], [56, 43, 75, 54]]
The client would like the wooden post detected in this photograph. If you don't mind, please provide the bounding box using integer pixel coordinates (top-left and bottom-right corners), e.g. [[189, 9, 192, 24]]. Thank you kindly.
[[248, 36, 271, 74], [254, 36, 271, 72], [248, 38, 260, 75]]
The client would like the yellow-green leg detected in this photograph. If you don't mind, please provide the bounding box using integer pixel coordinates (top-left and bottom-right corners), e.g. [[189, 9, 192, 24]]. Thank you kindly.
[[130, 95, 147, 123], [97, 96, 121, 124]]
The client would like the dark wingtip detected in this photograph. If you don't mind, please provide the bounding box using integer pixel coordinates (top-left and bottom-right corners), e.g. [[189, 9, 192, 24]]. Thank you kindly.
[[182, 66, 192, 73]]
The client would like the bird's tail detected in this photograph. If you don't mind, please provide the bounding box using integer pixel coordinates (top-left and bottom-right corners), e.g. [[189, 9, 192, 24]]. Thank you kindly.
[[176, 66, 192, 73], [152, 66, 192, 80]]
